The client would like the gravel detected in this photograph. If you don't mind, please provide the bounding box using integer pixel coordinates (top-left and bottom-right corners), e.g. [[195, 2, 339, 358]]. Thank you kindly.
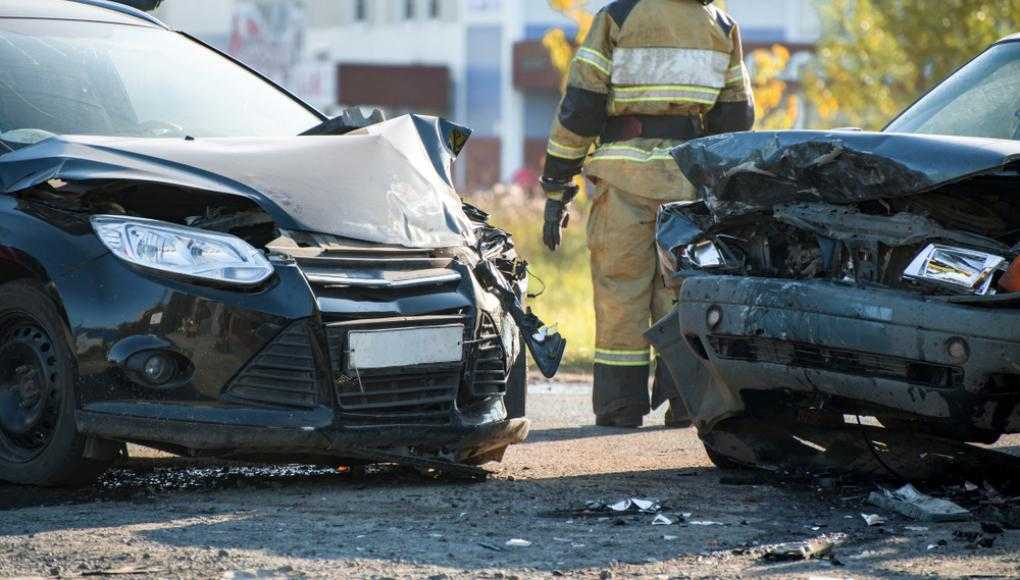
[[2, 380, 1019, 578]]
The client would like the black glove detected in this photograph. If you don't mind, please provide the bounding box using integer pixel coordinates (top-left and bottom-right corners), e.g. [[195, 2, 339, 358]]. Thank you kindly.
[[541, 178, 579, 252]]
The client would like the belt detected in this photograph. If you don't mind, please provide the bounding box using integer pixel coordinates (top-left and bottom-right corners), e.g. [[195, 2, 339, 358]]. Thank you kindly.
[[600, 115, 703, 143]]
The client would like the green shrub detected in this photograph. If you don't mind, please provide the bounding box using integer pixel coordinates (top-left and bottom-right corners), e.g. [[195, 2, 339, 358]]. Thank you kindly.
[[468, 187, 595, 373]]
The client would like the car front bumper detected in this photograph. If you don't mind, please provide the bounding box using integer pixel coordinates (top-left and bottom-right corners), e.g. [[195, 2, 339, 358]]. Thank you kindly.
[[649, 276, 1020, 436], [54, 248, 524, 462]]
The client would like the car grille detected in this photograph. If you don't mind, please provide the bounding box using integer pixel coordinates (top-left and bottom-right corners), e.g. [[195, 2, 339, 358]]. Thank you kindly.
[[708, 335, 964, 389], [468, 312, 510, 398], [325, 315, 467, 426], [224, 322, 321, 409], [265, 242, 508, 425]]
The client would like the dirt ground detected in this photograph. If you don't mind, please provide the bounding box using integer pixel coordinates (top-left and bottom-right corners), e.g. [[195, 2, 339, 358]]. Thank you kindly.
[[2, 380, 1019, 579]]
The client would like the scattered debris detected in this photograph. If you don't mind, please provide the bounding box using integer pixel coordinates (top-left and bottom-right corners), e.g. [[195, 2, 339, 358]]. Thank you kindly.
[[760, 538, 836, 562], [505, 539, 532, 548], [689, 521, 725, 526], [558, 498, 666, 519], [868, 484, 970, 522], [652, 514, 674, 526], [904, 526, 929, 533], [606, 498, 662, 513], [861, 514, 886, 527]]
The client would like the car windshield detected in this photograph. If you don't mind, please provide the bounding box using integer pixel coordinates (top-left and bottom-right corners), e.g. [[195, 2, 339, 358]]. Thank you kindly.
[[0, 18, 322, 145], [887, 42, 1020, 140]]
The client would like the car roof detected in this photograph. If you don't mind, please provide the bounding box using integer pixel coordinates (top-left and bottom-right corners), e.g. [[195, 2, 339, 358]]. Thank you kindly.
[[0, 0, 168, 29], [998, 32, 1020, 44]]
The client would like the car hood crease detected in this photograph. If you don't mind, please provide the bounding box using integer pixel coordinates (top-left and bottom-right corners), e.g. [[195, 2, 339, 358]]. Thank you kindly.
[[0, 114, 476, 249]]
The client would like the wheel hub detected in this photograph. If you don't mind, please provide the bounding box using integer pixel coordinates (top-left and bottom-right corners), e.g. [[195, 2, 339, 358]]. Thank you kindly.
[[0, 323, 60, 456]]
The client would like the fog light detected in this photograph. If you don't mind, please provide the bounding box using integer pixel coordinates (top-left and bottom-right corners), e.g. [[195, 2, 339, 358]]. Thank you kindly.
[[947, 338, 969, 364], [707, 306, 723, 330], [143, 354, 177, 385]]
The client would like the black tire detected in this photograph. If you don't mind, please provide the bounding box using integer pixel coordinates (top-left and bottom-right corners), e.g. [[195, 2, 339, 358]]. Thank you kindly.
[[0, 281, 113, 486], [505, 334, 528, 419], [702, 442, 747, 470]]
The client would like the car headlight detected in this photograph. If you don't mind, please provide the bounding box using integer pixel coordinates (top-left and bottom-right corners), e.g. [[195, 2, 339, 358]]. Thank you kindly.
[[682, 240, 726, 269], [903, 243, 1006, 295], [91, 215, 273, 286]]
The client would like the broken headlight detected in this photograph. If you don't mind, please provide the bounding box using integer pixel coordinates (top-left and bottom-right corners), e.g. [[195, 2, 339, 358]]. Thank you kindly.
[[92, 216, 273, 286], [683, 240, 726, 269], [903, 243, 1006, 295]]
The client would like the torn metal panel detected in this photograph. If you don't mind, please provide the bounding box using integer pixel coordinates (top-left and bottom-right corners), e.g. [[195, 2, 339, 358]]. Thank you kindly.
[[0, 114, 475, 249], [772, 203, 1010, 253], [671, 131, 1020, 220]]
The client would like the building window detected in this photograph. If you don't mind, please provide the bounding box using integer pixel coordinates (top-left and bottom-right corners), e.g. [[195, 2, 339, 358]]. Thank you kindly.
[[429, 0, 440, 19], [354, 0, 367, 22], [404, 0, 416, 20]]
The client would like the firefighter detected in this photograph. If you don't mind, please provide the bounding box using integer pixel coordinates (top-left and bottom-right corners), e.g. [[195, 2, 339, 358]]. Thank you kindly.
[[541, 0, 755, 428]]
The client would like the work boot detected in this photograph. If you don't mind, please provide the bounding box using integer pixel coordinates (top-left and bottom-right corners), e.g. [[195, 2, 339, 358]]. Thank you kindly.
[[592, 363, 650, 427], [664, 397, 692, 429], [596, 414, 644, 428]]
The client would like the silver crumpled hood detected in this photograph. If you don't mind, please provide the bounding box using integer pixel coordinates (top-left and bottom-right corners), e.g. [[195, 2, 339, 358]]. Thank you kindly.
[[0, 114, 476, 249]]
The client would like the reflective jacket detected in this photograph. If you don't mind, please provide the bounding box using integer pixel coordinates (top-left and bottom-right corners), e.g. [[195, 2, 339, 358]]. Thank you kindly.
[[543, 0, 755, 200]]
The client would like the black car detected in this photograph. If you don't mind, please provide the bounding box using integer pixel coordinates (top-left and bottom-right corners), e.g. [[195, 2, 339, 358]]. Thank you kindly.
[[651, 36, 1020, 472], [0, 0, 564, 486]]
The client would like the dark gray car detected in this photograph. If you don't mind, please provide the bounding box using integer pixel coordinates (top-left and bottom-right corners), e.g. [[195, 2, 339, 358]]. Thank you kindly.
[[651, 36, 1020, 475]]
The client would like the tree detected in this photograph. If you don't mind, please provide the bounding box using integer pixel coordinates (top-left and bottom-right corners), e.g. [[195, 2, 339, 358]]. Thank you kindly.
[[750, 45, 801, 130], [543, 0, 594, 89], [807, 0, 1020, 130]]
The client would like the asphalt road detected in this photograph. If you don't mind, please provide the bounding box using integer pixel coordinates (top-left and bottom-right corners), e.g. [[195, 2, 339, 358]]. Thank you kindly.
[[1, 380, 1019, 579]]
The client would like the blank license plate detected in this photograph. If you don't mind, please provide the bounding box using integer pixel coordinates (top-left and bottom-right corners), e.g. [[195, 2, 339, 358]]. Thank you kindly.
[[347, 325, 464, 370]]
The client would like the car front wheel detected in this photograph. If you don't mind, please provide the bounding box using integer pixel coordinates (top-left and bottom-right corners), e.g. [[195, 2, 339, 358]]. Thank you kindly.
[[0, 281, 114, 486]]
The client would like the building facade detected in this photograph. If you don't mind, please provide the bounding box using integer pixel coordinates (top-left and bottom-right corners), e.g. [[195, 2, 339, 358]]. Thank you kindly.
[[154, 0, 820, 191]]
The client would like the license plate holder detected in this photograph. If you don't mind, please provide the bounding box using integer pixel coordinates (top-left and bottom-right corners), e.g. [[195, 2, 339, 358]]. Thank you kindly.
[[346, 325, 465, 370]]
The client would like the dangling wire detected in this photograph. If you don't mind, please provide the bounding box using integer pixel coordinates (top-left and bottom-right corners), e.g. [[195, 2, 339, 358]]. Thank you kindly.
[[855, 414, 909, 482], [526, 267, 547, 300]]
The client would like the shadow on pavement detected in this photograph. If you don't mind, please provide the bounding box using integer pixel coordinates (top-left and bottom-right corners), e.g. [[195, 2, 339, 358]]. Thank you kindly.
[[1, 453, 1013, 576], [524, 425, 689, 444]]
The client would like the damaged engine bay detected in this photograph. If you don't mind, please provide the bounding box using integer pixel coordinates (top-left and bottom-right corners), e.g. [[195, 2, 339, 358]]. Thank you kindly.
[[650, 130, 1020, 480]]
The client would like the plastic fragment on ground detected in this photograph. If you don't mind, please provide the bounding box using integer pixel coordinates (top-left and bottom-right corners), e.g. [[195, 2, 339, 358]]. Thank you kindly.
[[867, 484, 970, 522], [861, 513, 886, 527], [505, 539, 532, 547], [760, 538, 835, 561]]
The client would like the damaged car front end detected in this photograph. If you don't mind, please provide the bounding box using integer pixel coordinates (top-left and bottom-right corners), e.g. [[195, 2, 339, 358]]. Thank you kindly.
[[650, 37, 1020, 477], [0, 2, 563, 486]]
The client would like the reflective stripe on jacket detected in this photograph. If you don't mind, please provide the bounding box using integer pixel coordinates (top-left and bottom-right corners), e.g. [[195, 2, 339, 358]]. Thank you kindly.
[[543, 0, 754, 200]]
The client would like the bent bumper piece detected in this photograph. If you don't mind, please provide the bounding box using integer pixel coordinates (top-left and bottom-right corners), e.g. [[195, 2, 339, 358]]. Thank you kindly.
[[649, 276, 1020, 434]]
